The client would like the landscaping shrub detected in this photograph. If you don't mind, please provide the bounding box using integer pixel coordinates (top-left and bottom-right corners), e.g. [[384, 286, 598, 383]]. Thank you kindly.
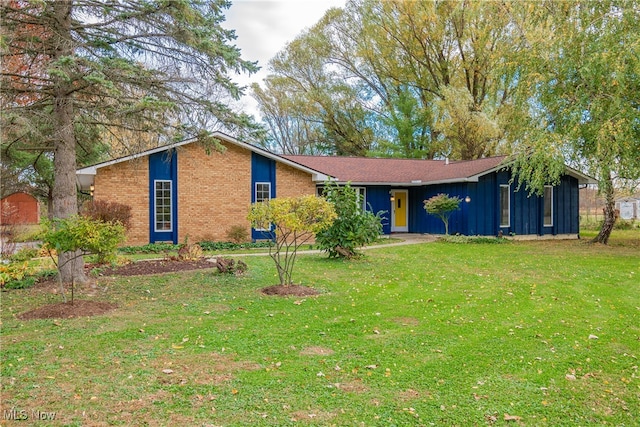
[[40, 216, 126, 266], [118, 242, 181, 254], [614, 219, 637, 230], [0, 261, 30, 288], [198, 241, 272, 251], [81, 200, 133, 229], [438, 234, 511, 244], [177, 236, 203, 260], [423, 193, 461, 235], [9, 247, 40, 262], [316, 182, 384, 259], [1, 263, 57, 289], [248, 195, 336, 285], [225, 225, 249, 243]]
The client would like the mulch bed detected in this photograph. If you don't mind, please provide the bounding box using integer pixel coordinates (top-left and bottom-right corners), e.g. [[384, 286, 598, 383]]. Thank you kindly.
[[17, 300, 117, 320], [95, 258, 216, 277]]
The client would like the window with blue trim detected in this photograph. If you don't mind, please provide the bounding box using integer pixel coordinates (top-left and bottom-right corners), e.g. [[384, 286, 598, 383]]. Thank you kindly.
[[154, 180, 172, 231]]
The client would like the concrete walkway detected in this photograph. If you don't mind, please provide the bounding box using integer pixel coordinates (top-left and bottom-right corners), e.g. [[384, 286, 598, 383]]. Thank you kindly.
[[208, 233, 438, 259]]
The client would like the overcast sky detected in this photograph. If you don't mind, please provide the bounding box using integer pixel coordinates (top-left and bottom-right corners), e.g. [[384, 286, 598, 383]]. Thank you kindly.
[[223, 0, 346, 119]]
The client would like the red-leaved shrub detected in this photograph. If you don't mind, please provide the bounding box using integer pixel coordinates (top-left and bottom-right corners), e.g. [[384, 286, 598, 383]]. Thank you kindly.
[[81, 200, 132, 229]]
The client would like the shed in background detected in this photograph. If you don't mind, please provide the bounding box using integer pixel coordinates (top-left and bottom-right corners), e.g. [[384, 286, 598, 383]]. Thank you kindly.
[[616, 198, 639, 220], [0, 192, 40, 225]]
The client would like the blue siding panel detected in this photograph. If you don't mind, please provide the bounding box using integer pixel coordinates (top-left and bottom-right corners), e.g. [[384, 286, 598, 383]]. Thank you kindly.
[[149, 150, 178, 244], [251, 152, 276, 240], [472, 174, 497, 236], [319, 170, 579, 238], [513, 188, 540, 236], [555, 175, 579, 234], [365, 186, 392, 234]]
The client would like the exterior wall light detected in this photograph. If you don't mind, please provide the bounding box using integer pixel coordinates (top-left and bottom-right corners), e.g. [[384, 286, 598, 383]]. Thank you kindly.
[[465, 196, 471, 203]]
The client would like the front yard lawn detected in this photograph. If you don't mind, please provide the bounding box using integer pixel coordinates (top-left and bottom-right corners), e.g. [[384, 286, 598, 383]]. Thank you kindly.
[[1, 234, 638, 426]]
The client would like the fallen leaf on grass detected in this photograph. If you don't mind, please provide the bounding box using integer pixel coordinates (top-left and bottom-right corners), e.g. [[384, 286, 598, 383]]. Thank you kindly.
[[504, 413, 522, 422], [485, 414, 498, 424]]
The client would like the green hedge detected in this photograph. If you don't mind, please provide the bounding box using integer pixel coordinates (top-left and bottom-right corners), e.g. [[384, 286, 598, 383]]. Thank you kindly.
[[118, 241, 272, 254]]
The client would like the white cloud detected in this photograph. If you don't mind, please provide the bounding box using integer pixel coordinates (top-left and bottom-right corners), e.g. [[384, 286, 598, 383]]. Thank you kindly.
[[223, 0, 346, 119]]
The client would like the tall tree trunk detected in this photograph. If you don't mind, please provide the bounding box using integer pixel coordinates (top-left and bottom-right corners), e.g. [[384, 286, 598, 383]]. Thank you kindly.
[[592, 168, 616, 245], [50, 1, 86, 283]]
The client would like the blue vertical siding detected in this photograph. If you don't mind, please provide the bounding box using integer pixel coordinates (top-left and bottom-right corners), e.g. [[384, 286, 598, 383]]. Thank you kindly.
[[498, 172, 579, 237], [513, 187, 540, 235], [251, 152, 276, 240], [365, 186, 392, 234], [149, 150, 178, 244], [470, 174, 498, 236], [409, 183, 470, 235], [554, 175, 579, 234], [339, 170, 579, 237]]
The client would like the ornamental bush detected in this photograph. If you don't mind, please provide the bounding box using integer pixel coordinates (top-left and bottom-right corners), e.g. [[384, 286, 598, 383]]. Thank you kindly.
[[423, 193, 461, 235], [316, 182, 384, 259], [40, 216, 126, 268], [40, 216, 126, 302], [248, 195, 336, 286], [81, 200, 132, 229]]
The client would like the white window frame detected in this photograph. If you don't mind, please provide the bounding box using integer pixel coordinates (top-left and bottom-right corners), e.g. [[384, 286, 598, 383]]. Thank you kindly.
[[154, 180, 173, 232], [500, 184, 510, 228], [255, 182, 271, 203], [543, 185, 553, 227], [254, 182, 272, 231]]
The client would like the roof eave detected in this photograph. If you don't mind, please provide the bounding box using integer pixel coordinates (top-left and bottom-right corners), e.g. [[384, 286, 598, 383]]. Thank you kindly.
[[564, 167, 597, 185], [325, 177, 480, 186], [75, 132, 328, 186]]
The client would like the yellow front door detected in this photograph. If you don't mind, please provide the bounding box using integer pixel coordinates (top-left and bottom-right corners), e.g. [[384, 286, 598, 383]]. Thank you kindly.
[[392, 190, 408, 231]]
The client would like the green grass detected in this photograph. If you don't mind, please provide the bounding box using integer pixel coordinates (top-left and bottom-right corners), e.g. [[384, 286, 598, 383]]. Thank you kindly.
[[1, 231, 638, 426]]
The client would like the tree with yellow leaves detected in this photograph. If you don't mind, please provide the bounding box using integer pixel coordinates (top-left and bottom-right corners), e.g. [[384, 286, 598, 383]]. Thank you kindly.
[[248, 195, 336, 286]]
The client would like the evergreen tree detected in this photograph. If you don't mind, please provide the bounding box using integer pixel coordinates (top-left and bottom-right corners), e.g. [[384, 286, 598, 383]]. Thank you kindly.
[[1, 0, 261, 281]]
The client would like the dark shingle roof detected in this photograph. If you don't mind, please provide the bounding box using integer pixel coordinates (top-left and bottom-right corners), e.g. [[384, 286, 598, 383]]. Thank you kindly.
[[282, 155, 508, 184]]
